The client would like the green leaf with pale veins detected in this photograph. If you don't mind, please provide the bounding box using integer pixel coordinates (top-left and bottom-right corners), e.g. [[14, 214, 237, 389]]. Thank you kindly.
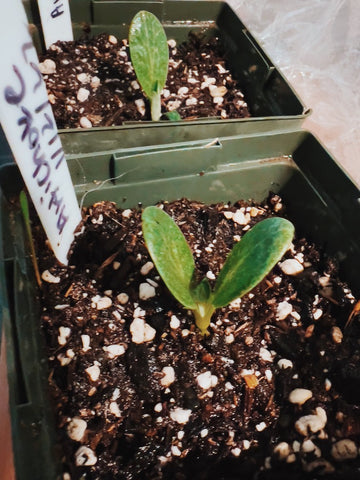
[[142, 206, 197, 309], [129, 11, 168, 106], [212, 217, 294, 308]]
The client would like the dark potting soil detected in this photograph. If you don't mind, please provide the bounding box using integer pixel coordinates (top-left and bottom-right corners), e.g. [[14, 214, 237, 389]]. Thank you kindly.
[[38, 195, 360, 480], [39, 33, 250, 129]]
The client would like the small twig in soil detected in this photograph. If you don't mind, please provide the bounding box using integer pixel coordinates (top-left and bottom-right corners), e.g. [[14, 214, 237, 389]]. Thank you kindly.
[[345, 299, 360, 329]]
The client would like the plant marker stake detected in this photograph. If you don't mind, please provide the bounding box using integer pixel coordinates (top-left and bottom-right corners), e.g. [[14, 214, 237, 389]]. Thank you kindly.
[[0, 0, 81, 265], [37, 0, 73, 49]]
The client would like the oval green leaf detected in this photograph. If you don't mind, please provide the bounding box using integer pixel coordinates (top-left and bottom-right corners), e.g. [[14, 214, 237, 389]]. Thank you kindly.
[[212, 217, 294, 308], [142, 206, 197, 309], [129, 11, 169, 99]]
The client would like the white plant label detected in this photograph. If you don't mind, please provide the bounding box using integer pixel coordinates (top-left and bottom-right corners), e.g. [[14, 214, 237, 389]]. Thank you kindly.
[[0, 0, 81, 265], [37, 0, 73, 49]]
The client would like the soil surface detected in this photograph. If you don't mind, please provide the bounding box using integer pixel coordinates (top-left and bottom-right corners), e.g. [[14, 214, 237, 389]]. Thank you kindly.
[[38, 195, 360, 480], [39, 33, 250, 128]]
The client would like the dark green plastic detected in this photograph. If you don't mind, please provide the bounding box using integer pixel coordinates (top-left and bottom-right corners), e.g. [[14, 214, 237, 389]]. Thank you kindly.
[[18, 0, 309, 156], [1, 130, 360, 479]]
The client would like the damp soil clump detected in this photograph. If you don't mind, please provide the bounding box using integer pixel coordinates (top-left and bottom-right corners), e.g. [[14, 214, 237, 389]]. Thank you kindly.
[[39, 33, 250, 129], [38, 195, 360, 479]]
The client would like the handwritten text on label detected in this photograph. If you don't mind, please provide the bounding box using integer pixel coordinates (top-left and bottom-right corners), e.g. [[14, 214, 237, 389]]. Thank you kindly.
[[0, 0, 81, 264], [37, 0, 73, 49]]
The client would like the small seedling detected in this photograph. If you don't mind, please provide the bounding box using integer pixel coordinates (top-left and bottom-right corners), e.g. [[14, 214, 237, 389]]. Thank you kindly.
[[20, 190, 42, 288], [142, 206, 294, 334], [129, 11, 169, 121]]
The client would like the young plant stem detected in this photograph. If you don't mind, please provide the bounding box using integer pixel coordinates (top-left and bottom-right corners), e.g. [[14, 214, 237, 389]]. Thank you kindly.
[[19, 191, 42, 288], [194, 303, 216, 335], [150, 93, 161, 121]]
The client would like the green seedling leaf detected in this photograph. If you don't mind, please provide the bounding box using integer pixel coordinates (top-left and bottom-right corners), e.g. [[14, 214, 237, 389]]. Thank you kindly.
[[20, 190, 42, 288], [142, 206, 196, 309], [129, 11, 169, 121], [212, 217, 294, 308], [165, 111, 182, 121], [141, 206, 294, 336]]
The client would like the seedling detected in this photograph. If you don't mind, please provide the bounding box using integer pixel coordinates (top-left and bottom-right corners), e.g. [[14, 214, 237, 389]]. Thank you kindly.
[[142, 206, 294, 334], [20, 190, 42, 288], [129, 11, 169, 121]]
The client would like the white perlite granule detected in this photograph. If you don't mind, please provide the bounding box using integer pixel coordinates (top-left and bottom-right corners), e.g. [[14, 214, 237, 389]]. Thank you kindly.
[[170, 408, 192, 424]]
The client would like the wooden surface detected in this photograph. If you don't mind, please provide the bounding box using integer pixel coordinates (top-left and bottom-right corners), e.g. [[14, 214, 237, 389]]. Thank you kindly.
[[0, 333, 15, 480]]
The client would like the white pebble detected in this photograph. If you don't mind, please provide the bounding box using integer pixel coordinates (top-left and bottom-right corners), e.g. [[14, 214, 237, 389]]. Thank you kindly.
[[103, 344, 125, 359], [130, 318, 156, 344], [75, 446, 97, 466], [233, 209, 250, 225], [109, 401, 121, 417], [331, 439, 358, 461], [325, 378, 332, 391], [140, 262, 154, 276], [135, 98, 146, 116], [259, 347, 273, 362], [209, 85, 227, 97], [256, 422, 267, 432], [295, 407, 327, 436], [81, 334, 91, 352], [93, 296, 112, 310], [167, 39, 176, 48], [185, 97, 197, 106], [273, 442, 291, 460], [177, 86, 189, 96], [331, 326, 343, 344], [154, 403, 163, 412], [67, 417, 87, 442], [231, 447, 241, 457], [289, 388, 313, 405], [90, 76, 100, 89], [85, 364, 100, 382], [265, 369, 273, 382], [170, 408, 192, 424], [171, 445, 182, 456], [79, 117, 92, 129], [122, 209, 132, 218], [117, 292, 129, 304], [200, 428, 208, 438], [302, 439, 317, 453], [225, 382, 234, 391], [213, 96, 224, 105], [223, 211, 234, 220], [77, 88, 90, 102], [131, 80, 140, 90], [167, 100, 181, 111], [313, 308, 323, 320], [42, 269, 61, 283], [196, 371, 217, 390], [160, 366, 175, 387], [77, 73, 89, 84], [206, 270, 216, 280], [39, 59, 56, 74], [58, 326, 71, 346], [277, 301, 293, 320], [108, 35, 117, 44], [280, 259, 304, 275], [243, 440, 250, 450], [225, 333, 235, 344], [112, 388, 120, 401], [278, 358, 293, 369], [139, 282, 156, 300], [170, 315, 180, 329]]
